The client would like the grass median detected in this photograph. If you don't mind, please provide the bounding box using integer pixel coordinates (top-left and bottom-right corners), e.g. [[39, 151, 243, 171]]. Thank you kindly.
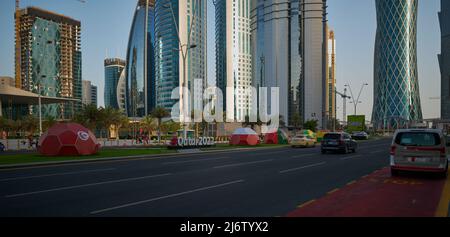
[[0, 148, 176, 166]]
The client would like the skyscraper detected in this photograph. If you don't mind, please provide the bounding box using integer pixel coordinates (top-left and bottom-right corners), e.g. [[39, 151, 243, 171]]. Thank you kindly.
[[104, 58, 126, 111], [326, 28, 336, 128], [155, 0, 207, 116], [372, 0, 422, 129], [15, 7, 82, 120], [300, 0, 327, 128], [439, 0, 450, 120], [215, 0, 252, 122], [126, 0, 155, 118], [82, 80, 97, 108], [251, 0, 302, 126]]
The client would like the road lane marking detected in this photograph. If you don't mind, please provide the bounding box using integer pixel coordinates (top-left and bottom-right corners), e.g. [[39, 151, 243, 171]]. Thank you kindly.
[[250, 150, 290, 156], [5, 173, 172, 198], [279, 162, 327, 174], [340, 155, 362, 161], [297, 199, 316, 208], [90, 179, 245, 215], [213, 159, 274, 169], [163, 157, 230, 165], [327, 188, 340, 195], [0, 168, 116, 182]]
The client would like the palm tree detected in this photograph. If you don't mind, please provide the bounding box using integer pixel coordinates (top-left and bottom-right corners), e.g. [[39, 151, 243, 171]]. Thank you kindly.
[[73, 104, 100, 131], [101, 107, 128, 139], [21, 115, 38, 136], [140, 115, 156, 138], [151, 107, 170, 144], [242, 115, 262, 130], [43, 116, 58, 132], [291, 113, 302, 131]]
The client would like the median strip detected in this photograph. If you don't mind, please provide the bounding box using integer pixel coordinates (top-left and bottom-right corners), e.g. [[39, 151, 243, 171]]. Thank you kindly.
[[5, 173, 172, 198], [90, 179, 245, 215]]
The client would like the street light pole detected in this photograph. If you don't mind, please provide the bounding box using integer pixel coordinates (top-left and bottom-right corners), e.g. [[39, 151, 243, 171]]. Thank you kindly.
[[163, 1, 198, 138], [345, 83, 368, 115]]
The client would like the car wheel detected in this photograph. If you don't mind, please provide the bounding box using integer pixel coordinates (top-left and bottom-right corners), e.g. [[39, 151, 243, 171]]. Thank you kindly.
[[343, 146, 349, 154]]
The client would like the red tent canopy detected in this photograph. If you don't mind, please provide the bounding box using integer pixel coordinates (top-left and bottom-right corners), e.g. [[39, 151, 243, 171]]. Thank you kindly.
[[230, 128, 259, 146], [38, 123, 100, 156]]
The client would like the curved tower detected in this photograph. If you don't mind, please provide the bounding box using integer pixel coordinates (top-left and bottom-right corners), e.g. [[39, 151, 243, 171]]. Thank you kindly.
[[125, 0, 155, 118], [372, 0, 422, 129]]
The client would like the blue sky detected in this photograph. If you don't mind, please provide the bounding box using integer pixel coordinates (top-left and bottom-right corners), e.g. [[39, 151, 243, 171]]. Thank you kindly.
[[0, 0, 442, 120]]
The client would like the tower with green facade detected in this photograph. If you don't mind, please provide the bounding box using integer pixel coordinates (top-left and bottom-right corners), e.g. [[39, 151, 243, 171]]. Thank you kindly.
[[15, 7, 82, 120]]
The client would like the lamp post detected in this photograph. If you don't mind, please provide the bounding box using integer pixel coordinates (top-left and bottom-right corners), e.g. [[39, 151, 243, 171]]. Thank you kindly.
[[163, 1, 198, 138], [345, 83, 368, 115]]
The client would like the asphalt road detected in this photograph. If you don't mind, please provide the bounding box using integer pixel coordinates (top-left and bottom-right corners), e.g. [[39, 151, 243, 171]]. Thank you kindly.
[[0, 138, 393, 217]]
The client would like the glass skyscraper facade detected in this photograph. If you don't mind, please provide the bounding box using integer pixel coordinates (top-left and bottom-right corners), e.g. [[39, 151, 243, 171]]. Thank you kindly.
[[104, 58, 126, 110], [251, 0, 302, 126], [216, 0, 252, 121], [372, 0, 422, 129], [439, 0, 450, 120], [15, 7, 82, 120], [155, 0, 207, 114], [126, 0, 156, 118]]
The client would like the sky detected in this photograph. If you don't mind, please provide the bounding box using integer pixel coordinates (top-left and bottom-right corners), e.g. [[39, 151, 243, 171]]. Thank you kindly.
[[0, 0, 442, 120]]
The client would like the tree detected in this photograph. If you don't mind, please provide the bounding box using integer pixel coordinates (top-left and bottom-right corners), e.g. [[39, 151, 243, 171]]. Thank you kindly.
[[291, 113, 302, 130], [140, 115, 156, 138], [100, 107, 129, 139], [21, 115, 38, 136], [151, 107, 170, 144], [242, 115, 262, 130], [43, 116, 58, 132], [73, 104, 100, 131], [303, 119, 319, 132]]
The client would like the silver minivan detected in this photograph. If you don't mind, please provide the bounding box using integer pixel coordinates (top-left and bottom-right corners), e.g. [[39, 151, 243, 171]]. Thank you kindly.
[[390, 129, 449, 177]]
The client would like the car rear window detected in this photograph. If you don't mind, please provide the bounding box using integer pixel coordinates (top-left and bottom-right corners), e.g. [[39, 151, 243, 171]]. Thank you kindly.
[[394, 132, 441, 146], [324, 134, 341, 140]]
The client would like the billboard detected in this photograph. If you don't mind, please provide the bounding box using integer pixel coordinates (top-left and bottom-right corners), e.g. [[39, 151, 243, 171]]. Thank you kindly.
[[347, 115, 366, 132]]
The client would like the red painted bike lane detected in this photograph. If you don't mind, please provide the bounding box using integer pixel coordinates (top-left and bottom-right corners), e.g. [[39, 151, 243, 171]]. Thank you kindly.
[[287, 168, 447, 217]]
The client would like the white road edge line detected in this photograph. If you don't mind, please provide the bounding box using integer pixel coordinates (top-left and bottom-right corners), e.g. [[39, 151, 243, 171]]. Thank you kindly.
[[213, 159, 274, 169], [0, 168, 116, 182], [163, 157, 230, 165], [340, 155, 362, 161], [5, 173, 172, 198], [279, 162, 327, 174], [90, 179, 245, 215]]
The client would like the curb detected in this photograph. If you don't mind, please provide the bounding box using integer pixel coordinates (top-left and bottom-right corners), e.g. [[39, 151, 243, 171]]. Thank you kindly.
[[0, 146, 288, 170]]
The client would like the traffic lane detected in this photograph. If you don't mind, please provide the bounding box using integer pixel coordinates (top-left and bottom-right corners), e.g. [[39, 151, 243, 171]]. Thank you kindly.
[[0, 140, 391, 198], [0, 142, 388, 198], [89, 148, 390, 217], [287, 167, 448, 217], [0, 137, 390, 176], [0, 146, 390, 217]]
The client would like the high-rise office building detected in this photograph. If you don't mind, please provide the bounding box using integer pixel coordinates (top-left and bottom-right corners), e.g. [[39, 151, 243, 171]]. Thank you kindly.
[[15, 7, 82, 119], [104, 58, 126, 111], [439, 0, 450, 120], [372, 0, 422, 129], [155, 0, 207, 116], [82, 80, 97, 108], [251, 0, 302, 126], [216, 0, 252, 122], [126, 0, 156, 118], [326, 28, 336, 128], [300, 0, 327, 128]]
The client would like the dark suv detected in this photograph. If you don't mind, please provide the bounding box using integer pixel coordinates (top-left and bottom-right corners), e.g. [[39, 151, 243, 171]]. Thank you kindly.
[[321, 132, 358, 154]]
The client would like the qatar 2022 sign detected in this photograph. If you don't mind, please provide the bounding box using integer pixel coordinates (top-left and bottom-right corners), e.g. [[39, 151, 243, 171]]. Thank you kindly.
[[169, 137, 216, 149]]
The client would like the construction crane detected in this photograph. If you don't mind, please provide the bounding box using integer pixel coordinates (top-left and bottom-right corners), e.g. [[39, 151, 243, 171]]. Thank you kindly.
[[336, 88, 351, 124]]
